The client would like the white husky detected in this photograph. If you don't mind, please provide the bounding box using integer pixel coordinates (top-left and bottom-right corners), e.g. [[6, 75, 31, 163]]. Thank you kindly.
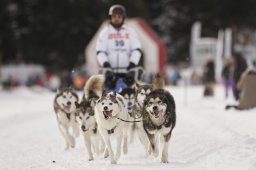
[[53, 87, 80, 150], [94, 91, 130, 164]]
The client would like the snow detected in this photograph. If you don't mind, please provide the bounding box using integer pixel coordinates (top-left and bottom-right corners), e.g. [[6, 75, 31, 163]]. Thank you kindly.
[[0, 85, 256, 170]]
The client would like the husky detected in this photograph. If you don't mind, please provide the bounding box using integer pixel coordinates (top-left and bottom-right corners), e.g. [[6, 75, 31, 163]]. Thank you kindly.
[[53, 87, 80, 150], [118, 87, 151, 156], [119, 87, 136, 114], [83, 74, 104, 99], [152, 73, 165, 90], [75, 98, 105, 161], [94, 92, 129, 164], [142, 89, 176, 163], [135, 84, 153, 108]]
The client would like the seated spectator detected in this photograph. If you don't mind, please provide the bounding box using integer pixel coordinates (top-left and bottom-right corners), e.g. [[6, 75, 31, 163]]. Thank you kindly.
[[225, 68, 256, 110]]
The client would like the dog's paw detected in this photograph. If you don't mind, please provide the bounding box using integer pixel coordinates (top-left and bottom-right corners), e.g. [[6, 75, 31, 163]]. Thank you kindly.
[[69, 137, 75, 148], [144, 150, 150, 157], [104, 150, 109, 158], [161, 151, 169, 163], [70, 141, 75, 148], [111, 159, 117, 164], [88, 157, 94, 161], [161, 157, 169, 163]]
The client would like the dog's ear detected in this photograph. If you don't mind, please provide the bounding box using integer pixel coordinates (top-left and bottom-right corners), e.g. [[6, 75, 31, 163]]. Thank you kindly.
[[131, 87, 136, 93], [89, 111, 95, 116], [109, 92, 117, 102], [135, 82, 141, 89], [57, 87, 65, 94], [102, 90, 107, 97], [82, 94, 86, 101], [113, 91, 117, 97], [83, 99, 91, 108], [117, 96, 125, 107], [74, 111, 79, 117], [89, 97, 97, 107], [75, 101, 80, 108], [68, 86, 75, 92]]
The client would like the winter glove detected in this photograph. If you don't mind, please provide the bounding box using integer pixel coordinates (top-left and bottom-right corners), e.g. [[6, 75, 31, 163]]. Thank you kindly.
[[102, 62, 116, 89], [124, 71, 135, 87], [123, 62, 137, 86], [103, 62, 111, 68]]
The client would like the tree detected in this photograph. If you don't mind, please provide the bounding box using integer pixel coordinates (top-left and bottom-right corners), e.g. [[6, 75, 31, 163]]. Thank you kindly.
[[147, 0, 256, 63]]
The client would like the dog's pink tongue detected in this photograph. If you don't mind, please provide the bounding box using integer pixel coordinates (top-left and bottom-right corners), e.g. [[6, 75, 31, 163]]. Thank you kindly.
[[107, 111, 112, 116], [63, 105, 70, 111], [159, 112, 164, 122], [104, 111, 112, 117], [154, 110, 160, 116]]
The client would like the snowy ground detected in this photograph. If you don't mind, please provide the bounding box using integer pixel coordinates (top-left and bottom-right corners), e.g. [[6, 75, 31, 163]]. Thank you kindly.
[[0, 85, 256, 170]]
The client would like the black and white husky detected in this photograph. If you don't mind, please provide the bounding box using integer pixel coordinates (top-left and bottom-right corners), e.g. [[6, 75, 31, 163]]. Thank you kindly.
[[142, 89, 176, 163], [94, 92, 130, 164], [53, 87, 80, 150], [119, 87, 136, 115], [75, 98, 105, 161]]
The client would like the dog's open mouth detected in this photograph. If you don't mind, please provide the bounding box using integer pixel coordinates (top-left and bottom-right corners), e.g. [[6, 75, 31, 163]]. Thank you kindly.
[[151, 109, 163, 118], [103, 110, 113, 119], [62, 104, 71, 112]]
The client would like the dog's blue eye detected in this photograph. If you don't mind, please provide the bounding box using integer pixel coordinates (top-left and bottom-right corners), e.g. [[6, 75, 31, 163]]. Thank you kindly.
[[101, 102, 104, 105], [109, 103, 112, 105], [149, 102, 153, 105]]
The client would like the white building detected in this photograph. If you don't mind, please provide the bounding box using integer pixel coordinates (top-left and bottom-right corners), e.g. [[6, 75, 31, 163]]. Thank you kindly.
[[190, 22, 232, 81]]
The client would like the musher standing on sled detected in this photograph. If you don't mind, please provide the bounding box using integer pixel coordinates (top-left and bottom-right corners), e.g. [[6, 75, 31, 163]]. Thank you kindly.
[[96, 4, 143, 92]]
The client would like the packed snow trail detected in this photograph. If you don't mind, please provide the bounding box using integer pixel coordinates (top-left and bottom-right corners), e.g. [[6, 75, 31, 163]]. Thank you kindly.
[[0, 86, 256, 170]]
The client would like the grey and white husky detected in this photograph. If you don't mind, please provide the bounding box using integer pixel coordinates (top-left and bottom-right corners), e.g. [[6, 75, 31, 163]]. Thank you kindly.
[[75, 98, 105, 161], [53, 87, 80, 150], [118, 87, 150, 156]]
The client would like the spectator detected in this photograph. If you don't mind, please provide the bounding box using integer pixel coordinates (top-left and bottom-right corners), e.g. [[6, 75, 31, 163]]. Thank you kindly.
[[226, 68, 256, 110], [233, 53, 248, 100], [222, 58, 235, 98], [202, 59, 215, 96]]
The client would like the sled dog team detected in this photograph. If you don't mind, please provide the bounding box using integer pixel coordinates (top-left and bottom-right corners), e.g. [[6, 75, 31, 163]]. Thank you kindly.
[[53, 74, 176, 164]]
